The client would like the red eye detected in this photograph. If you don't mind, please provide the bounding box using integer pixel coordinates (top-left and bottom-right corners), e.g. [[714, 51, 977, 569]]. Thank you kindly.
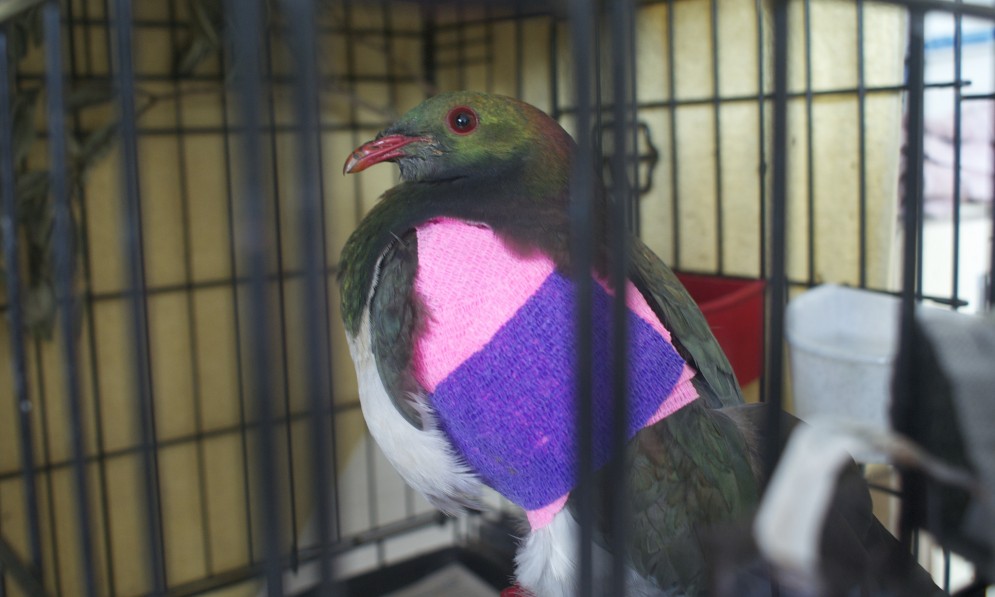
[[446, 106, 478, 134]]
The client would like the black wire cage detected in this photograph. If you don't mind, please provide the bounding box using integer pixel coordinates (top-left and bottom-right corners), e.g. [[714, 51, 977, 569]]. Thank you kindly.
[[0, 0, 992, 596]]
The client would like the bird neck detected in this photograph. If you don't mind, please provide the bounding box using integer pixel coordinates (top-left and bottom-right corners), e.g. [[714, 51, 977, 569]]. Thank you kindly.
[[338, 158, 573, 334], [339, 131, 588, 337]]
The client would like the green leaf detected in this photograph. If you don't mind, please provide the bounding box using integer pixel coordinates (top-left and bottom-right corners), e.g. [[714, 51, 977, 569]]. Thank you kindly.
[[6, 6, 43, 65], [66, 130, 82, 159], [76, 120, 120, 175], [190, 0, 223, 48], [26, 6, 44, 48], [12, 88, 40, 163], [9, 18, 27, 64], [67, 81, 116, 111], [23, 280, 56, 340], [176, 0, 225, 75], [175, 37, 215, 77], [16, 170, 49, 215], [28, 211, 52, 252]]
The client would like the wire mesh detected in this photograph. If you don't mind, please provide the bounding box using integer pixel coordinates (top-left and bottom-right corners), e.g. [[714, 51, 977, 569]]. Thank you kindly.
[[44, 0, 97, 594], [0, 0, 990, 595], [0, 15, 42, 582]]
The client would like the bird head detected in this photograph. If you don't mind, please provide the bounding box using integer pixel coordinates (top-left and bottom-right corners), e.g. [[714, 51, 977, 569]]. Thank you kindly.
[[343, 91, 574, 195]]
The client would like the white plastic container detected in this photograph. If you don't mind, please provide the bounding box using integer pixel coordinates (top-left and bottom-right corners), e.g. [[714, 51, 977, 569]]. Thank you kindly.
[[785, 285, 900, 433]]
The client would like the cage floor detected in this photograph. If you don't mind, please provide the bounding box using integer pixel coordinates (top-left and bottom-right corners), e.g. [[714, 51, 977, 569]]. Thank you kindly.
[[383, 562, 500, 597], [333, 545, 515, 597]]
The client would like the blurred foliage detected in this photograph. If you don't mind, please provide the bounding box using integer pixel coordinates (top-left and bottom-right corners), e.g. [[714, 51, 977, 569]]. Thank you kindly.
[[5, 0, 417, 339], [176, 0, 410, 116], [4, 7, 122, 339], [175, 0, 225, 76], [4, 0, 231, 339]]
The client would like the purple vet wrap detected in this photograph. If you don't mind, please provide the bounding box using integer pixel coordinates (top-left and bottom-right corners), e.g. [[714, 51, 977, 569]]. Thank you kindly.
[[431, 272, 690, 510]]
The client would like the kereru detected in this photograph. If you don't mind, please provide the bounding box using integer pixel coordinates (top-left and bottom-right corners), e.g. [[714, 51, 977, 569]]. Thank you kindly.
[[338, 91, 942, 596]]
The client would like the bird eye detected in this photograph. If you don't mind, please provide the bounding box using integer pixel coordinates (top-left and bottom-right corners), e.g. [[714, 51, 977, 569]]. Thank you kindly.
[[446, 106, 478, 135]]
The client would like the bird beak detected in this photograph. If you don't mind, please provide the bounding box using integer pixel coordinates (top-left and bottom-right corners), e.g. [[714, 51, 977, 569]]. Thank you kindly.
[[342, 134, 427, 174]]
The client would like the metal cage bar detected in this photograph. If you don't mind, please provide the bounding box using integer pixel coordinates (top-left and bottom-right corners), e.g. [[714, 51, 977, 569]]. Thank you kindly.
[[755, 0, 769, 403], [266, 24, 303, 578], [0, 1, 990, 595], [803, 0, 817, 287], [218, 29, 260, 573], [666, 0, 681, 270], [568, 1, 597, 595], [951, 0, 964, 312], [108, 0, 168, 591], [164, 0, 215, 578], [224, 0, 284, 594], [283, 0, 337, 592], [765, 0, 790, 477], [0, 19, 42, 581], [857, 0, 868, 288], [45, 0, 98, 594], [608, 1, 637, 595], [894, 5, 928, 553], [990, 0, 995, 312], [710, 0, 725, 274]]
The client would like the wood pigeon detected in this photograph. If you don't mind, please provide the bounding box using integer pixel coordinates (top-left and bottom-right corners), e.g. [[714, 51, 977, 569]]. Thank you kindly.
[[337, 91, 943, 596]]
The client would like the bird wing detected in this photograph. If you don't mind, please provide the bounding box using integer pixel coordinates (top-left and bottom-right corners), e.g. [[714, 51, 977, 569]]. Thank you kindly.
[[584, 402, 943, 595], [574, 399, 759, 594], [357, 228, 484, 514], [368, 230, 427, 429], [628, 236, 744, 409]]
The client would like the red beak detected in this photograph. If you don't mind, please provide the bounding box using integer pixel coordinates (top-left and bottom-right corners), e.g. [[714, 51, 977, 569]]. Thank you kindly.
[[342, 134, 426, 174]]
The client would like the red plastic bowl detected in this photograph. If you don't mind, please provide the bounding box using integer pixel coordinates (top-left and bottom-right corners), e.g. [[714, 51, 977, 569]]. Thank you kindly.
[[674, 273, 765, 386]]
